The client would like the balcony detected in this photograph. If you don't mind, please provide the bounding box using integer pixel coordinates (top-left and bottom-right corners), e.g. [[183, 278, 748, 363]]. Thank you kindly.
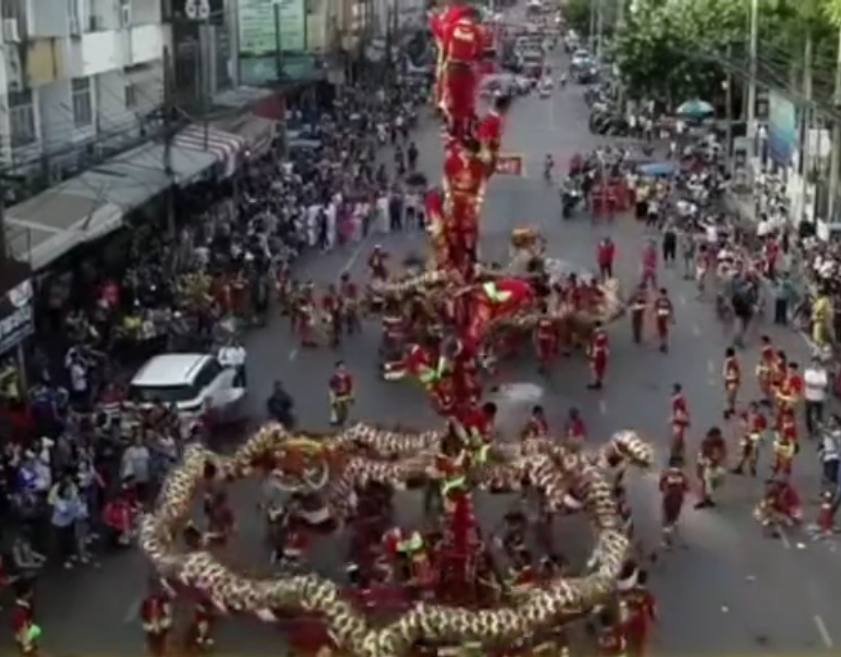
[[25, 38, 64, 87], [126, 24, 164, 67], [65, 30, 123, 78]]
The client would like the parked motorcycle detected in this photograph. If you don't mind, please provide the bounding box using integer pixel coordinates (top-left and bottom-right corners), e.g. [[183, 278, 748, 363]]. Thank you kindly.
[[560, 178, 584, 219]]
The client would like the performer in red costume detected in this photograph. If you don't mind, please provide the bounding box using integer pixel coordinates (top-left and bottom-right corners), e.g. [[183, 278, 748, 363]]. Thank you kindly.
[[477, 94, 509, 177], [462, 277, 536, 349], [439, 4, 484, 136], [669, 383, 690, 458], [442, 138, 487, 276], [442, 484, 478, 587], [184, 598, 216, 653], [425, 187, 451, 271], [587, 321, 609, 389], [141, 579, 173, 657]]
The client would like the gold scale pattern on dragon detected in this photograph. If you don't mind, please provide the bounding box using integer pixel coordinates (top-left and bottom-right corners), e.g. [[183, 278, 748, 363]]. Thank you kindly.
[[140, 422, 653, 657]]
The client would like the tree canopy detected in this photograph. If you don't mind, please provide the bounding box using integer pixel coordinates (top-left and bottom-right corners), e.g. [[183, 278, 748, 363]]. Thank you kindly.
[[611, 0, 744, 104]]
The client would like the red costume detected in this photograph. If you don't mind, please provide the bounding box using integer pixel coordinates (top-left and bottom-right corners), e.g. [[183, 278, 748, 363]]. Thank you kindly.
[[565, 416, 587, 445], [588, 327, 609, 386], [625, 585, 657, 657], [757, 341, 775, 399], [464, 278, 535, 348], [659, 467, 688, 533], [440, 7, 484, 133], [477, 109, 504, 176], [524, 413, 549, 439], [597, 623, 626, 657], [534, 316, 558, 367], [443, 140, 487, 272], [12, 598, 38, 656], [670, 392, 690, 454], [141, 591, 173, 657], [653, 294, 673, 350], [329, 370, 354, 425], [723, 355, 741, 414], [432, 377, 457, 416], [455, 402, 493, 446], [443, 487, 478, 585], [185, 600, 215, 652], [368, 248, 389, 281], [425, 188, 451, 270]]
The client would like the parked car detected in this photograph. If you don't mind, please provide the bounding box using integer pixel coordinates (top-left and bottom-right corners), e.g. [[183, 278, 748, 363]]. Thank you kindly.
[[128, 353, 246, 424]]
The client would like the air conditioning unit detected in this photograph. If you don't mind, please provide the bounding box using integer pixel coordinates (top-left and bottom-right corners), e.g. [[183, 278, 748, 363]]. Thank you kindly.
[[69, 15, 81, 35], [3, 18, 20, 43], [121, 5, 132, 26]]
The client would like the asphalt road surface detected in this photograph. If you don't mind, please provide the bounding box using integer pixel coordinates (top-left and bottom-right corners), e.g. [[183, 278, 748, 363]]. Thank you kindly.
[[26, 50, 840, 656]]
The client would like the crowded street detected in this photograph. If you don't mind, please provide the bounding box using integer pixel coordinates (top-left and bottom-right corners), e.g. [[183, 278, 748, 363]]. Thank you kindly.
[[24, 44, 840, 657]]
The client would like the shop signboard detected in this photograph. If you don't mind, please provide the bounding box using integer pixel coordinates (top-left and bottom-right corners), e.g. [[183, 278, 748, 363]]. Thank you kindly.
[[238, 0, 308, 84], [0, 279, 34, 357], [496, 154, 524, 176]]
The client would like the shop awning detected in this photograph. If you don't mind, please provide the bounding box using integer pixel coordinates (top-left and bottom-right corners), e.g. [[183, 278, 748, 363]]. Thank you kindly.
[[212, 113, 277, 157], [173, 124, 246, 178], [3, 141, 217, 270]]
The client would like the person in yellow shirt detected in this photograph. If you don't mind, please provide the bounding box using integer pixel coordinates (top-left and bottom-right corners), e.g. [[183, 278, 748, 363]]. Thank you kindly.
[[811, 289, 830, 347]]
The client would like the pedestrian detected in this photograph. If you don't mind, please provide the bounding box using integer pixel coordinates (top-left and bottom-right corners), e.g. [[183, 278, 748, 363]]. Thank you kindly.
[[218, 337, 247, 387], [772, 272, 796, 325], [662, 221, 677, 265], [804, 355, 829, 437], [48, 476, 80, 568]]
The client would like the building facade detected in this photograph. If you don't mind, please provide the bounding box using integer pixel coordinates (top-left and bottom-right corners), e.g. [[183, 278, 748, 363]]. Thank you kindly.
[[0, 0, 166, 177]]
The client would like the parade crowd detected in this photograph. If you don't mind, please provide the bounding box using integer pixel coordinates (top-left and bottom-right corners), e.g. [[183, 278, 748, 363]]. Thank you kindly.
[[0, 79, 429, 597]]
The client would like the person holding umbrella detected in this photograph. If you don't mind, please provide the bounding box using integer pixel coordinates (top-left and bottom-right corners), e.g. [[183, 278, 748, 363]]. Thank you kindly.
[[676, 99, 715, 120]]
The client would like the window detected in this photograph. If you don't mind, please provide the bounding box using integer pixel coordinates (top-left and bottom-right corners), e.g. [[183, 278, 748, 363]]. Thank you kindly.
[[125, 82, 137, 109], [128, 382, 199, 405], [71, 77, 92, 127], [192, 359, 223, 391], [8, 89, 36, 148]]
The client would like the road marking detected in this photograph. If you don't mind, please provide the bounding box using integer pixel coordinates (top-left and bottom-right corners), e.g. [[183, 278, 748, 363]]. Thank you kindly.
[[289, 349, 298, 362], [123, 596, 142, 624], [779, 527, 792, 550], [598, 399, 607, 415], [341, 235, 371, 273], [814, 615, 834, 648]]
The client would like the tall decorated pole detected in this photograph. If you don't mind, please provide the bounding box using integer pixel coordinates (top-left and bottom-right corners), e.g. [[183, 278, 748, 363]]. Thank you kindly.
[[426, 0, 506, 282]]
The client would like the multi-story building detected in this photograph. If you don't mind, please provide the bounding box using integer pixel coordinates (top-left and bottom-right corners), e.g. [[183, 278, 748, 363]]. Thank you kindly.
[[0, 0, 166, 176]]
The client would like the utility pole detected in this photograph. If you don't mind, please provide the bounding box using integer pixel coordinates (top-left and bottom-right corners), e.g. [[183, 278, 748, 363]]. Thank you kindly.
[[595, 0, 603, 59], [828, 27, 841, 224], [274, 1, 284, 80], [589, 0, 597, 49], [799, 31, 814, 224], [163, 44, 176, 236], [724, 44, 734, 165], [746, 0, 759, 176]]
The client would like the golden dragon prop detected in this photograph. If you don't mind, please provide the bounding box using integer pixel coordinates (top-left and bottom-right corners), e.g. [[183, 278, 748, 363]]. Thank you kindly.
[[140, 423, 652, 657]]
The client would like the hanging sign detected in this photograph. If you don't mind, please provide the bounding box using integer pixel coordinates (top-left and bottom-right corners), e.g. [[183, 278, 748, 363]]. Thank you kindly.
[[0, 279, 34, 356], [238, 0, 307, 56], [496, 154, 524, 176]]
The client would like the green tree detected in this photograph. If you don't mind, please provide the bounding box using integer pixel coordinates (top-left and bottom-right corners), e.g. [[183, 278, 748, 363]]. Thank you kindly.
[[612, 0, 744, 104], [564, 0, 592, 37]]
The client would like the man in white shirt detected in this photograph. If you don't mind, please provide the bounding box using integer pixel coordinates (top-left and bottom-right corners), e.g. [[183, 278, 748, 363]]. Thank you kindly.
[[804, 355, 829, 436], [218, 338, 248, 387]]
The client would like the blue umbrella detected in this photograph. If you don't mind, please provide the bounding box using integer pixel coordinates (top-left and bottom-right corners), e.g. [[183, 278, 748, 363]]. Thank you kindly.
[[638, 162, 677, 177], [677, 99, 714, 117]]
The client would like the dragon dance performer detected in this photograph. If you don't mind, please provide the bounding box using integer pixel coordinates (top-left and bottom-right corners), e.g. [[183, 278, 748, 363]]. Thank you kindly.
[[596, 608, 626, 657], [669, 384, 690, 458], [141, 578, 173, 657], [439, 4, 485, 137], [329, 360, 354, 426], [442, 138, 488, 277], [731, 402, 767, 476], [772, 408, 798, 479], [523, 405, 549, 439], [696, 426, 726, 509], [425, 187, 452, 271], [534, 304, 559, 373], [454, 400, 497, 464], [776, 361, 803, 427], [659, 456, 688, 548], [184, 597, 216, 653], [587, 322, 610, 390], [624, 570, 658, 657], [653, 288, 674, 353], [722, 347, 741, 419], [12, 581, 41, 657], [755, 477, 802, 536], [477, 94, 510, 177], [756, 335, 776, 405], [462, 277, 536, 349]]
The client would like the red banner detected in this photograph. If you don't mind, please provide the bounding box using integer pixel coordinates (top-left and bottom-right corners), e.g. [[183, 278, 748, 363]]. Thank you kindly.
[[496, 154, 524, 176]]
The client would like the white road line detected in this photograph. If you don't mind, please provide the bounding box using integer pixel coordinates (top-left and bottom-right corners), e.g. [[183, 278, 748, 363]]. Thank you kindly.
[[123, 596, 142, 624], [598, 399, 607, 415], [779, 527, 792, 550], [341, 235, 371, 273], [814, 615, 834, 648], [288, 349, 298, 362]]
